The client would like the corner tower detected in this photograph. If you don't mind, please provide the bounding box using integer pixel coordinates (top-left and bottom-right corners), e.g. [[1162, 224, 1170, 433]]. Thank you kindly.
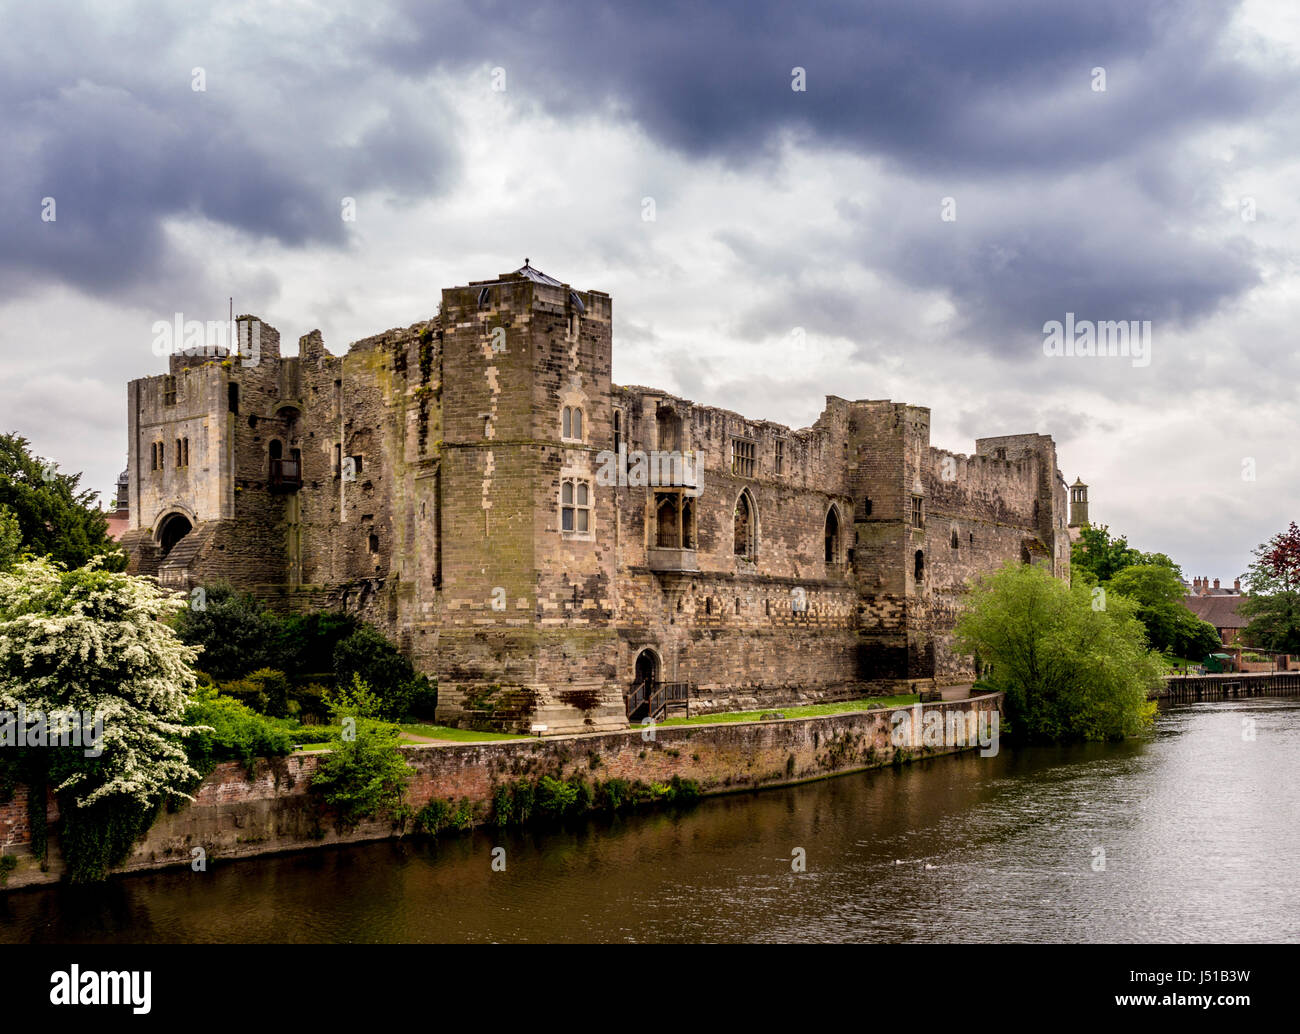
[[435, 262, 623, 733]]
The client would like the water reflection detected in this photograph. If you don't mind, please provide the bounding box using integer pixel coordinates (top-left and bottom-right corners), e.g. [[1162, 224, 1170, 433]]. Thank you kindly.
[[3, 700, 1298, 943]]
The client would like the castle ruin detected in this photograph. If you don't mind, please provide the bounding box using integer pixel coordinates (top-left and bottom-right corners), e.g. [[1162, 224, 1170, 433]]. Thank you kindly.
[[121, 263, 1073, 733]]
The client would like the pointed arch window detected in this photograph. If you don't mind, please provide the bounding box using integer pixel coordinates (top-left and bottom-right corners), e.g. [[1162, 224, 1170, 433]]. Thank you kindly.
[[734, 491, 756, 558], [825, 506, 841, 564]]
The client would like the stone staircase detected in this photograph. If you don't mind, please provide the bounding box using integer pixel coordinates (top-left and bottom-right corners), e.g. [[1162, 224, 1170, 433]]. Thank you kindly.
[[157, 523, 215, 590]]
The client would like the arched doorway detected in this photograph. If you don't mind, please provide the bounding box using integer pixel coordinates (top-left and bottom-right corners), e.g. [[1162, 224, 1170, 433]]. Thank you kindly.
[[158, 513, 193, 556], [628, 648, 660, 720]]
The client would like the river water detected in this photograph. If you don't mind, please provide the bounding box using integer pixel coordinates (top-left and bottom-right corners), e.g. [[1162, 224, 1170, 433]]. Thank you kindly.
[[3, 699, 1298, 943]]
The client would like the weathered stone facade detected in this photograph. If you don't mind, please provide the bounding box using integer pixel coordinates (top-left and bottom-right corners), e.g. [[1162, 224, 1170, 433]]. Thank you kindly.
[[121, 263, 1072, 733]]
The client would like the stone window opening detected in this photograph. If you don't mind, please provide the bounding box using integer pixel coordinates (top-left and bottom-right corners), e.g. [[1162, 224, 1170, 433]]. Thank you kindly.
[[951, 527, 959, 549], [774, 439, 785, 475], [731, 438, 755, 478], [914, 549, 925, 581], [228, 383, 239, 414], [561, 405, 584, 442], [561, 478, 591, 533], [863, 495, 872, 517], [825, 506, 841, 564], [734, 597, 741, 615], [613, 409, 623, 453], [175, 438, 189, 468], [657, 408, 681, 453], [368, 533, 379, 554], [734, 490, 756, 558], [162, 375, 177, 407], [910, 495, 924, 529]]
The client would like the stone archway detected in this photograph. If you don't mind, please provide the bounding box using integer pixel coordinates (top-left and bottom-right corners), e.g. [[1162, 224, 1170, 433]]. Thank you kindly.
[[157, 512, 193, 557], [627, 647, 662, 720]]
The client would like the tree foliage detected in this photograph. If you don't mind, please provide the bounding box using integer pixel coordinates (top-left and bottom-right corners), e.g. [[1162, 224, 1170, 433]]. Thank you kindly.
[[956, 561, 1160, 742], [1071, 524, 1180, 584], [1107, 563, 1221, 659], [310, 678, 413, 827], [0, 433, 124, 571], [0, 504, 20, 571], [332, 625, 437, 721], [1239, 524, 1300, 653], [170, 582, 280, 679], [0, 557, 201, 881]]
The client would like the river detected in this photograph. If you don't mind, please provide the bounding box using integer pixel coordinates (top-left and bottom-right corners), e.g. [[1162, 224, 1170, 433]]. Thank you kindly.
[[3, 699, 1298, 943]]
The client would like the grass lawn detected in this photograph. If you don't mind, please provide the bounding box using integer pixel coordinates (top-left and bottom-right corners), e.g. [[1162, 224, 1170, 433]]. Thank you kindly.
[[397, 723, 530, 743], [288, 722, 529, 750], [648, 694, 920, 728]]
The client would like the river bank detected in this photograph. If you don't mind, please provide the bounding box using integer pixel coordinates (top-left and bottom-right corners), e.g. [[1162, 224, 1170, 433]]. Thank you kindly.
[[6, 697, 1296, 943], [0, 693, 1001, 891]]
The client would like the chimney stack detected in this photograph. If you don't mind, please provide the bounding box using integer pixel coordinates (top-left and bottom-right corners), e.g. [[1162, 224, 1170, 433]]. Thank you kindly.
[[1214, 578, 1220, 590], [1234, 578, 1241, 592]]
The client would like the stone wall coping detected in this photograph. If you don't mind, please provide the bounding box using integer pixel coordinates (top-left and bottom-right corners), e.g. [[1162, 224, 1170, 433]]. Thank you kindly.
[[297, 692, 1004, 759]]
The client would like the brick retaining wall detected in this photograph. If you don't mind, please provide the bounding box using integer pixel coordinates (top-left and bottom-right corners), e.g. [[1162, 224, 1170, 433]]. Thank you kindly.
[[0, 694, 1000, 891]]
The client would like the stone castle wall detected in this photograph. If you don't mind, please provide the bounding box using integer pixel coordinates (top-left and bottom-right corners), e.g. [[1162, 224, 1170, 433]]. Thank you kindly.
[[119, 264, 1072, 732]]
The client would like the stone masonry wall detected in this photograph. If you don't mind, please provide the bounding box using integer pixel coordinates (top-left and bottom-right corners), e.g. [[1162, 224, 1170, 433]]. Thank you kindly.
[[0, 694, 1000, 890]]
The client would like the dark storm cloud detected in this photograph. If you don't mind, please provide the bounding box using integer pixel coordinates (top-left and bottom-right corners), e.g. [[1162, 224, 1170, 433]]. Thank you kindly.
[[371, 0, 1288, 356], [376, 0, 1283, 172], [0, 0, 1291, 338], [0, 3, 459, 302]]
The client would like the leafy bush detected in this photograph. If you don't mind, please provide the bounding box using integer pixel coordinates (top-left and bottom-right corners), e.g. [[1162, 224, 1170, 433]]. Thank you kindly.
[[333, 625, 437, 721], [272, 611, 357, 676], [171, 583, 278, 680], [182, 685, 296, 775], [0, 557, 202, 882], [489, 773, 702, 828], [309, 715, 413, 827]]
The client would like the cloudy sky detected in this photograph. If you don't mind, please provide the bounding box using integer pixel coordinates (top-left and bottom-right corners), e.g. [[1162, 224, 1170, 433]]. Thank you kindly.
[[2, 0, 1297, 581]]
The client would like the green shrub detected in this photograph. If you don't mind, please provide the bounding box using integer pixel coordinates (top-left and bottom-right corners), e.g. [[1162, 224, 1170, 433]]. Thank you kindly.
[[0, 854, 17, 886], [309, 718, 413, 827], [183, 685, 296, 775], [171, 583, 278, 680], [333, 625, 437, 721]]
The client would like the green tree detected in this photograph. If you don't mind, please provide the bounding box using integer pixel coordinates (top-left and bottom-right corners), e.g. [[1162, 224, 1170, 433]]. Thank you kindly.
[[310, 678, 414, 826], [0, 433, 124, 571], [956, 561, 1160, 742], [333, 624, 437, 720], [1106, 563, 1217, 656], [171, 582, 278, 679], [0, 504, 21, 570], [0, 557, 202, 881], [1072, 524, 1181, 585], [1239, 526, 1300, 652]]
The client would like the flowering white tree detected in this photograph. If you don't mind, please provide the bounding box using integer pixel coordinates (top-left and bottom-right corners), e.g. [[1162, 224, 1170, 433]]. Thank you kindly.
[[0, 557, 203, 880]]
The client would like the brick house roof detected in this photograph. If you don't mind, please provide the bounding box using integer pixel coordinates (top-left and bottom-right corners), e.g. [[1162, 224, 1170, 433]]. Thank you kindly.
[[1184, 594, 1249, 629]]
